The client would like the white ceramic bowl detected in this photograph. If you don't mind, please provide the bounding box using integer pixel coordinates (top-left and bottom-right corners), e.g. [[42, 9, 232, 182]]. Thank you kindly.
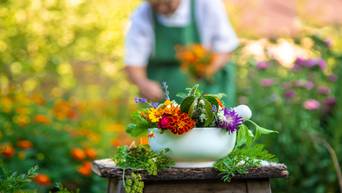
[[148, 127, 236, 166]]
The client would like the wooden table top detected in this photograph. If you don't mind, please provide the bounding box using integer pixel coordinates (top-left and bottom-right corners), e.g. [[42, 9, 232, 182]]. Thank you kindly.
[[92, 159, 288, 181]]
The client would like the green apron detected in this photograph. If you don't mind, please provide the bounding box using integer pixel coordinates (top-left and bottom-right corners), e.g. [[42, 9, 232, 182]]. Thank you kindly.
[[147, 0, 236, 106]]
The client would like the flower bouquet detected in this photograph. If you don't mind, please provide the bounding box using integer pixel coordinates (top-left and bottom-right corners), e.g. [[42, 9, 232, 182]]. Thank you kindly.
[[176, 44, 216, 79], [127, 84, 276, 167]]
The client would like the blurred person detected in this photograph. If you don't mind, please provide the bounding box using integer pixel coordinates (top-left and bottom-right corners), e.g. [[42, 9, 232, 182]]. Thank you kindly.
[[125, 0, 239, 105]]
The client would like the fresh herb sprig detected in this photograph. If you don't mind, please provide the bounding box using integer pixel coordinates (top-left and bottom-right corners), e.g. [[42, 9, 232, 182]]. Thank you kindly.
[[214, 144, 277, 182], [113, 145, 175, 193]]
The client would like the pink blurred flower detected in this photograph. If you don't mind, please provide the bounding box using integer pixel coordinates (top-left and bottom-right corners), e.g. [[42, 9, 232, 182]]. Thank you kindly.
[[260, 79, 274, 87], [328, 74, 337, 82], [256, 61, 269, 70], [318, 86, 331, 95], [304, 81, 314, 90], [303, 99, 321, 110], [283, 90, 295, 100]]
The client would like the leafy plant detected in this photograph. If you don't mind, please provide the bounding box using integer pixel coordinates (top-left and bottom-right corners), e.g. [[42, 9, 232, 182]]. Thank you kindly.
[[179, 84, 220, 127], [113, 145, 175, 193], [0, 165, 38, 193], [214, 145, 277, 182]]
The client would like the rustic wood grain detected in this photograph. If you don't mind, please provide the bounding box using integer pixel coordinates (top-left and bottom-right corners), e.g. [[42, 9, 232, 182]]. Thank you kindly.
[[247, 179, 271, 193], [144, 180, 247, 193], [92, 159, 289, 181]]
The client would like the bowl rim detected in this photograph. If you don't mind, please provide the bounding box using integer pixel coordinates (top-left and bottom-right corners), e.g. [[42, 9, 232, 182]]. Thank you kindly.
[[149, 127, 233, 131]]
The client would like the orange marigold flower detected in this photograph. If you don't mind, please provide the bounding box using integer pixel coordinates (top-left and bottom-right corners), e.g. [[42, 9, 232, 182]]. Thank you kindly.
[[78, 162, 92, 176], [34, 174, 51, 186], [17, 140, 33, 149], [84, 148, 97, 159], [1, 144, 15, 158], [34, 114, 50, 124], [192, 44, 207, 58], [71, 148, 85, 161]]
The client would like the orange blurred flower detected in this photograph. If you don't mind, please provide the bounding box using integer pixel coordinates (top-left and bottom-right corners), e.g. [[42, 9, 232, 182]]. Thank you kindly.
[[53, 100, 78, 120], [30, 94, 45, 105], [139, 137, 148, 145], [176, 44, 215, 79], [111, 139, 121, 147], [17, 140, 33, 149], [71, 148, 85, 161], [34, 114, 50, 124], [84, 148, 97, 159], [34, 174, 51, 186], [78, 162, 92, 176], [1, 144, 15, 158]]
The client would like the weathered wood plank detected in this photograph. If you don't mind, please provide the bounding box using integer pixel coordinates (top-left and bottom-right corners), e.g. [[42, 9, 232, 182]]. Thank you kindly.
[[247, 179, 271, 193], [92, 159, 289, 181], [144, 180, 247, 193], [108, 179, 124, 193]]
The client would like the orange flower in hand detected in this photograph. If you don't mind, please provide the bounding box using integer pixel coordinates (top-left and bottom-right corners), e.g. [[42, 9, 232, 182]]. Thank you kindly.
[[34, 174, 51, 186]]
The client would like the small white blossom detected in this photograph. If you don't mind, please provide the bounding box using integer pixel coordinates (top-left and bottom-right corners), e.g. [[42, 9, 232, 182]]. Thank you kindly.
[[199, 113, 207, 122]]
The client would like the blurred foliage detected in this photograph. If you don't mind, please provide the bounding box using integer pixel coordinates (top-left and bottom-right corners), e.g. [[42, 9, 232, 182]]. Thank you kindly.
[[0, 1, 342, 193], [234, 34, 342, 193]]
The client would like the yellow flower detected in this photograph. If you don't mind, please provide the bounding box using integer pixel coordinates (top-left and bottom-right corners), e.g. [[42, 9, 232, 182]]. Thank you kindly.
[[148, 108, 161, 123], [1, 97, 12, 113], [164, 100, 171, 106]]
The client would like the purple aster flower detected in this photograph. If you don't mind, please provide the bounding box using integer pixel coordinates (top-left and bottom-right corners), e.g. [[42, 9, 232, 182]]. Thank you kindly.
[[328, 74, 337, 82], [293, 57, 326, 71], [323, 97, 336, 113], [318, 86, 331, 95], [134, 97, 148, 104], [217, 108, 243, 133], [283, 90, 295, 100], [151, 102, 159, 108], [256, 61, 269, 70]]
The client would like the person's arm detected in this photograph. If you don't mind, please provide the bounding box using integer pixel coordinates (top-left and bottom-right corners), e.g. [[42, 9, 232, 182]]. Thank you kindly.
[[200, 0, 239, 77], [125, 66, 163, 101], [206, 53, 230, 78], [124, 4, 163, 101]]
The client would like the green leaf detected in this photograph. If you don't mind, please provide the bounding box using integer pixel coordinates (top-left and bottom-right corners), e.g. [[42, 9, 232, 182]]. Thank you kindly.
[[205, 93, 225, 99], [203, 95, 218, 109], [176, 92, 187, 99], [246, 120, 278, 142], [236, 124, 254, 147], [126, 112, 150, 137], [180, 96, 195, 113], [204, 100, 214, 127]]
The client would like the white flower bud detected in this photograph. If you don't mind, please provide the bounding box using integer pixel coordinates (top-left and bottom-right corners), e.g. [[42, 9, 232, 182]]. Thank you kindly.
[[233, 105, 252, 120]]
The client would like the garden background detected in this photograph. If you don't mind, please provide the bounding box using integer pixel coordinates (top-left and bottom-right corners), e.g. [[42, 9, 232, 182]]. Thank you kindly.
[[1, 0, 342, 193]]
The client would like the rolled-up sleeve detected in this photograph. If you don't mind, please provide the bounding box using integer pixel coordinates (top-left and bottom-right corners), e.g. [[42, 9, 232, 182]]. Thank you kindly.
[[125, 4, 153, 67], [204, 0, 239, 53]]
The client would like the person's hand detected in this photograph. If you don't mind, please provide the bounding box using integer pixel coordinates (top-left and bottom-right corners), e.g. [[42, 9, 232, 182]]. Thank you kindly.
[[137, 80, 164, 101]]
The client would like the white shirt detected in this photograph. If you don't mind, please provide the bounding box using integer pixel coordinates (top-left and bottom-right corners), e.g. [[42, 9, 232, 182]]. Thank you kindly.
[[125, 0, 239, 66]]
